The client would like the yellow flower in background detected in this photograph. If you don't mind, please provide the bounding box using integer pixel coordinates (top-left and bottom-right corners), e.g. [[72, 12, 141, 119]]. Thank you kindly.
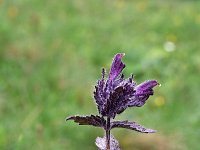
[[115, 0, 125, 9], [7, 6, 18, 18], [0, 0, 4, 6], [154, 96, 165, 107], [136, 1, 147, 12], [195, 14, 200, 24], [166, 33, 177, 43]]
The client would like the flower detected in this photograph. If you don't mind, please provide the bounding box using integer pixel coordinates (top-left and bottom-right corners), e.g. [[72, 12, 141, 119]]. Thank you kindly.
[[94, 53, 159, 118], [66, 53, 160, 150]]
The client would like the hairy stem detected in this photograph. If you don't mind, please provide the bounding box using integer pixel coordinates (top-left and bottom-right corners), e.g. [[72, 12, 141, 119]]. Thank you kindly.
[[106, 117, 110, 150]]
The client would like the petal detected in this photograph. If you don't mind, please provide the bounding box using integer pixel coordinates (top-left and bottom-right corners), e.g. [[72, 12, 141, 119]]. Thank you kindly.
[[135, 80, 159, 96], [109, 53, 125, 80], [66, 115, 106, 128], [111, 120, 156, 133]]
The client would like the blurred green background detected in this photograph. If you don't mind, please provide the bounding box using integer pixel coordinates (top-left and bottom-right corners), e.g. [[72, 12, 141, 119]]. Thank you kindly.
[[0, 0, 200, 150]]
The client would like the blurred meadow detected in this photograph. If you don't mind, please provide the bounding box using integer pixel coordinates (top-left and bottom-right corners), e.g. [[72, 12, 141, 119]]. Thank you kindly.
[[0, 0, 200, 150]]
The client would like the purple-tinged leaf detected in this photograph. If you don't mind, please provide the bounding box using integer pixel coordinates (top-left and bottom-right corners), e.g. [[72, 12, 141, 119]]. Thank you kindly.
[[109, 53, 125, 80], [111, 120, 156, 133], [95, 134, 121, 150], [66, 115, 106, 128]]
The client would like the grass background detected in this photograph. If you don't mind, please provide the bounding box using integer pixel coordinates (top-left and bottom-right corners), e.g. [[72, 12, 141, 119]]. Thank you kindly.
[[0, 0, 200, 149]]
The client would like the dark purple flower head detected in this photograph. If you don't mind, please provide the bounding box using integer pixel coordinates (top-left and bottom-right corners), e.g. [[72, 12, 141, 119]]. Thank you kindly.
[[94, 53, 159, 118]]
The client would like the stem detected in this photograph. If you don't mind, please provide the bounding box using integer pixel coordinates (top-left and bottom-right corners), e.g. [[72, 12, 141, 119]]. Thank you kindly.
[[106, 117, 110, 150]]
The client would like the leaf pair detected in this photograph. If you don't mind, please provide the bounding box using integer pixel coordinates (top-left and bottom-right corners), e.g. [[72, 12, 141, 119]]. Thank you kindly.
[[66, 115, 156, 133]]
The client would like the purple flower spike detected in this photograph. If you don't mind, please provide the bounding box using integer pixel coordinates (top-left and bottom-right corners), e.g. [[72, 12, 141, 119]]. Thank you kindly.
[[66, 53, 160, 150], [109, 53, 125, 80]]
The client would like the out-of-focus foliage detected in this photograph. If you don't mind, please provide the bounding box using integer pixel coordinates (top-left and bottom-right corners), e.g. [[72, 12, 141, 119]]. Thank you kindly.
[[0, 0, 199, 150]]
